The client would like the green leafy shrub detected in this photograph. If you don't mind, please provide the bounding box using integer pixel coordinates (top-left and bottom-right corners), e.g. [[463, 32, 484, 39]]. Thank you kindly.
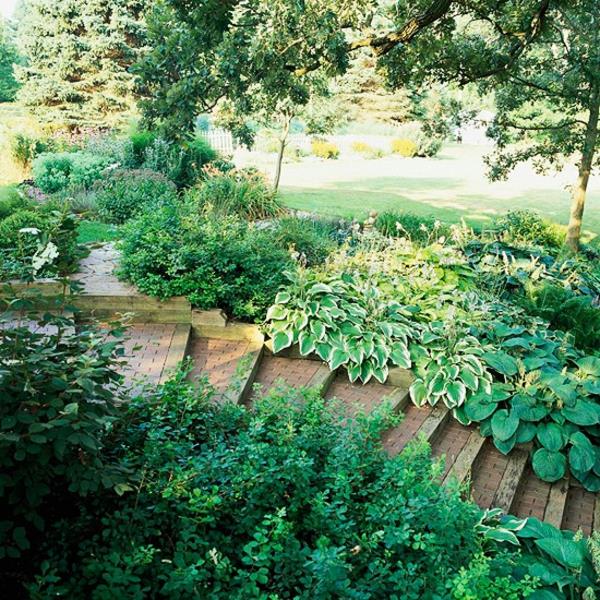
[[311, 139, 340, 159], [0, 304, 126, 560], [271, 216, 339, 265], [391, 138, 418, 157], [518, 283, 600, 351], [10, 133, 51, 170], [126, 130, 157, 167], [375, 211, 452, 244], [32, 152, 112, 193], [0, 206, 80, 279], [119, 204, 293, 321], [190, 167, 282, 220], [0, 186, 32, 220], [142, 136, 217, 188], [26, 379, 549, 598], [494, 210, 565, 250], [95, 169, 177, 224], [415, 133, 443, 157]]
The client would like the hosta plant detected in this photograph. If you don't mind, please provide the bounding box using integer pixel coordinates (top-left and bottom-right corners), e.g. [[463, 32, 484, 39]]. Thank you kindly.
[[409, 319, 493, 411], [265, 270, 417, 383]]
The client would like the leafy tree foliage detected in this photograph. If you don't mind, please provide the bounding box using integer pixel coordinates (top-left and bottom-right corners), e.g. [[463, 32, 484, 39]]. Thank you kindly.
[[15, 0, 147, 128], [481, 2, 599, 251], [138, 0, 597, 250], [0, 16, 20, 102]]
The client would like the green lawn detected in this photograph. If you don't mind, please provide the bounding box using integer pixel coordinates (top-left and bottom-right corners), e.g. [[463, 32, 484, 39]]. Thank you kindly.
[[249, 144, 600, 240], [77, 220, 119, 244]]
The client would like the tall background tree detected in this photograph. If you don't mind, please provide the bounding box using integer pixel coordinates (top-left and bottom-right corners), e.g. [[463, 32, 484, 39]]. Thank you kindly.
[[15, 0, 147, 128], [0, 16, 20, 102]]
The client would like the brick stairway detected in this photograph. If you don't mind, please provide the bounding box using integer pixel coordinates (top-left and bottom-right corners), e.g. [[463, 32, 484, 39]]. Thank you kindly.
[[185, 332, 599, 534], [6, 244, 597, 533]]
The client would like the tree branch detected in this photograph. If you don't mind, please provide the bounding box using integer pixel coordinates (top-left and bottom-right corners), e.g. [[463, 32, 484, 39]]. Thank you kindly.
[[350, 0, 455, 56]]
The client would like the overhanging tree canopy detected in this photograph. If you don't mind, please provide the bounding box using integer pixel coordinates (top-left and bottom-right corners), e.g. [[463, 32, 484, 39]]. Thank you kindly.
[[137, 0, 597, 250]]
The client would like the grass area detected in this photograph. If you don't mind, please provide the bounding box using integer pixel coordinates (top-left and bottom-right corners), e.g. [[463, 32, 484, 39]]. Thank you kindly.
[[242, 144, 600, 240], [77, 220, 119, 244], [0, 183, 19, 202]]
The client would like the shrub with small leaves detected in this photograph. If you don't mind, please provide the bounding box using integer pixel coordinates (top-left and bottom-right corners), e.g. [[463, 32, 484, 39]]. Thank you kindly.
[[311, 139, 340, 159], [95, 169, 177, 224], [391, 138, 418, 157]]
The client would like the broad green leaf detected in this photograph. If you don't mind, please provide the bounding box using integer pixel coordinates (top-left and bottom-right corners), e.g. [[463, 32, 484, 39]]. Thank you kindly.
[[266, 304, 287, 321], [347, 344, 364, 365], [390, 343, 410, 369], [347, 362, 361, 383], [460, 367, 479, 392], [309, 283, 333, 295], [576, 356, 600, 377], [491, 409, 519, 441], [536, 422, 565, 452], [515, 421, 537, 444], [372, 365, 388, 384], [482, 351, 519, 377], [310, 321, 326, 341], [315, 342, 332, 362], [532, 449, 566, 482], [428, 371, 447, 396], [274, 291, 291, 304], [330, 349, 349, 371], [410, 380, 428, 407], [493, 434, 517, 455], [534, 537, 585, 569], [298, 332, 315, 356], [464, 396, 497, 422], [562, 400, 600, 426], [360, 360, 374, 383], [446, 381, 466, 408], [272, 330, 293, 354], [568, 432, 595, 473]]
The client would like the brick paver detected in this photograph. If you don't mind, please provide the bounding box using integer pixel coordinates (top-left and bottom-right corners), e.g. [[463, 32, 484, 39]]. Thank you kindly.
[[562, 487, 596, 535], [510, 466, 551, 520], [325, 374, 394, 416], [187, 337, 251, 402], [253, 355, 321, 396], [383, 403, 433, 456], [118, 324, 178, 390], [431, 419, 473, 479], [470, 440, 510, 508]]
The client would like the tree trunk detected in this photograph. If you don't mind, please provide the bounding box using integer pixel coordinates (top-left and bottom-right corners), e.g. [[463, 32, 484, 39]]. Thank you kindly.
[[273, 114, 292, 192], [566, 85, 599, 252]]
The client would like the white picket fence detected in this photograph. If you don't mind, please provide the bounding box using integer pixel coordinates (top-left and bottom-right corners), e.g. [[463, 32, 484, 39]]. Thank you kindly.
[[200, 128, 234, 155]]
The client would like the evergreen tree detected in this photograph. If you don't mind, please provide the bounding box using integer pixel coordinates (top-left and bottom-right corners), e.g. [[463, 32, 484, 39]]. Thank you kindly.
[[15, 0, 147, 128], [0, 16, 20, 102]]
